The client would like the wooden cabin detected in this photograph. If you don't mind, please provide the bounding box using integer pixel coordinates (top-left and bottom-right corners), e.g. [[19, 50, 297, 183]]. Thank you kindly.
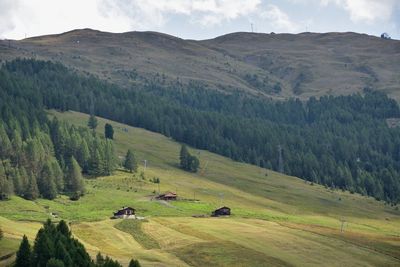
[[113, 207, 135, 219], [156, 192, 177, 201], [212, 206, 231, 217]]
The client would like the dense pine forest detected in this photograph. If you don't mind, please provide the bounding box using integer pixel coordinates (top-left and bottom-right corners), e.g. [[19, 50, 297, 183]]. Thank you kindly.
[[0, 60, 116, 201], [1, 59, 400, 204]]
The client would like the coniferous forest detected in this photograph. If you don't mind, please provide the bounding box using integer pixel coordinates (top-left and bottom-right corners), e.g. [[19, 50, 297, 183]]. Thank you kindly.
[[1, 58, 400, 204], [0, 59, 116, 201]]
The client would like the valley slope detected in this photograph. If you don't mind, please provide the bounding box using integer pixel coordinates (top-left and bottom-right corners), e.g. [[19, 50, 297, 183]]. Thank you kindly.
[[1, 111, 399, 266]]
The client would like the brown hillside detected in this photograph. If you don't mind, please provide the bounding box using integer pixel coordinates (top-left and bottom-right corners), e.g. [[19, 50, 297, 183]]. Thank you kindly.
[[1, 29, 400, 100]]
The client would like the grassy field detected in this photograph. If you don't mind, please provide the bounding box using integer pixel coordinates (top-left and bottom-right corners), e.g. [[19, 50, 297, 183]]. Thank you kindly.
[[1, 110, 400, 266]]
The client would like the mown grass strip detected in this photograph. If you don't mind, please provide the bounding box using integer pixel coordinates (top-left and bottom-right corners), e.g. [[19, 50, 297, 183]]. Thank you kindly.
[[114, 220, 160, 249]]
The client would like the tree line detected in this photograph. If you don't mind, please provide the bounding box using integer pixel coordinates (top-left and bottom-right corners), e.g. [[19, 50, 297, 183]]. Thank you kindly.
[[2, 58, 400, 204]]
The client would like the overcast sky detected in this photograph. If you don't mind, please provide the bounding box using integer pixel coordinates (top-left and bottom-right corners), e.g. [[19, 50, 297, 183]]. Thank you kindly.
[[1, 0, 399, 40]]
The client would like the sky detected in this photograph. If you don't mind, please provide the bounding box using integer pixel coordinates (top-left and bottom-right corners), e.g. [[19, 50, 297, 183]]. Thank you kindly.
[[0, 0, 399, 40]]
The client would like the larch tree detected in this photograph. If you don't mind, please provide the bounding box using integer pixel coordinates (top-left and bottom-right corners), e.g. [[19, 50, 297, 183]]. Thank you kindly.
[[88, 114, 98, 132], [66, 156, 85, 200], [24, 172, 39, 200], [124, 149, 137, 173]]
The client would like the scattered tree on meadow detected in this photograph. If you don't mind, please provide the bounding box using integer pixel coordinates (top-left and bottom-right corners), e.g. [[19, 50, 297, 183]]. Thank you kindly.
[[88, 114, 98, 132], [15, 235, 31, 267], [105, 123, 114, 139], [124, 149, 138, 173], [179, 145, 199, 173]]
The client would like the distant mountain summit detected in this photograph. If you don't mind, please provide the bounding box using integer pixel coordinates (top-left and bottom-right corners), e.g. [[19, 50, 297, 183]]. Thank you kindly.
[[1, 29, 400, 100]]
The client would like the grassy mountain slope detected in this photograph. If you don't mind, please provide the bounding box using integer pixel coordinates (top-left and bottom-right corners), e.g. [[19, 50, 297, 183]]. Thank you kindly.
[[1, 29, 400, 100], [1, 111, 399, 266]]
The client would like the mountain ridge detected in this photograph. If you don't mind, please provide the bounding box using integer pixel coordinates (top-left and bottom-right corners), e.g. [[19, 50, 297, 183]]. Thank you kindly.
[[1, 28, 400, 100]]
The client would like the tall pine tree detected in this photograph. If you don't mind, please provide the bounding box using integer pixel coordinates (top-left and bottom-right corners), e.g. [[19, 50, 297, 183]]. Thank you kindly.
[[24, 172, 39, 200], [15, 235, 31, 267], [104, 123, 114, 139], [38, 161, 58, 200], [66, 157, 85, 200]]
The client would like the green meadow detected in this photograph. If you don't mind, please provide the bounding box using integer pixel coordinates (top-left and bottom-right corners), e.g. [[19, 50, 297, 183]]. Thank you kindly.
[[1, 110, 399, 266]]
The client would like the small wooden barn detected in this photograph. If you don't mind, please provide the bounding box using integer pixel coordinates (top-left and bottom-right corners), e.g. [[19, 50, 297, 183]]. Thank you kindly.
[[156, 192, 177, 201], [113, 207, 135, 219], [212, 206, 231, 217]]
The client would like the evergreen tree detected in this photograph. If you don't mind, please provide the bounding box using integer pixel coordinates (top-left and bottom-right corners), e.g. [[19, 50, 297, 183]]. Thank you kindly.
[[124, 149, 137, 173], [96, 252, 105, 266], [89, 150, 104, 177], [105, 123, 114, 139], [128, 259, 141, 267], [11, 167, 23, 196], [38, 161, 58, 200], [15, 235, 31, 267], [50, 159, 64, 192], [103, 140, 116, 175], [55, 240, 72, 267], [179, 145, 189, 170], [0, 162, 12, 200], [24, 172, 39, 200], [56, 220, 71, 237], [0, 124, 11, 159], [77, 139, 90, 173], [179, 145, 199, 172], [188, 155, 200, 173], [88, 114, 98, 132], [11, 129, 23, 165], [66, 157, 85, 200], [32, 229, 54, 267]]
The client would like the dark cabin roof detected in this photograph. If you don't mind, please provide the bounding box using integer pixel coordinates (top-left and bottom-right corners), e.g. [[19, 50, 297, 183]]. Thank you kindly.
[[214, 206, 230, 211], [114, 206, 135, 214], [116, 206, 135, 211]]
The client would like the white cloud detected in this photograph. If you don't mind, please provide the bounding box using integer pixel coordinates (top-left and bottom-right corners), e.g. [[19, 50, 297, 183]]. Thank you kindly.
[[99, 0, 261, 27], [321, 0, 397, 23], [259, 4, 300, 32], [1, 0, 133, 39], [0, 0, 20, 38]]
